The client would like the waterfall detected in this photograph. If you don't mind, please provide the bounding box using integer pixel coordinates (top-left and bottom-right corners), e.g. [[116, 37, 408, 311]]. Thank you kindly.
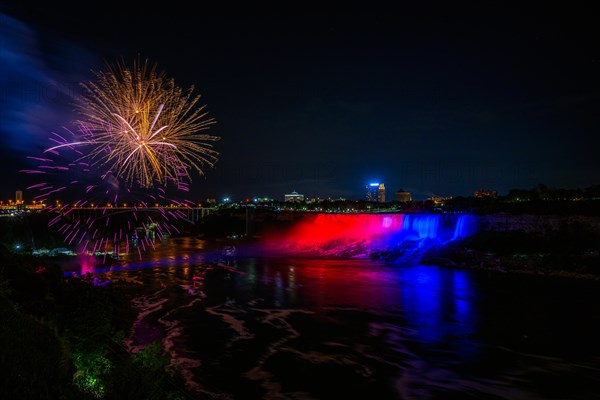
[[403, 214, 440, 240], [451, 214, 471, 241], [264, 213, 475, 263]]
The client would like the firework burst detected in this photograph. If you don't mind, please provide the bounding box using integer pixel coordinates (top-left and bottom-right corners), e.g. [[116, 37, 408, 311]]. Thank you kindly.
[[47, 60, 219, 188]]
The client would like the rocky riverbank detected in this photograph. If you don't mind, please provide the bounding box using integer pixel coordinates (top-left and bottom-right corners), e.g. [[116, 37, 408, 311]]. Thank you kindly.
[[422, 213, 600, 280]]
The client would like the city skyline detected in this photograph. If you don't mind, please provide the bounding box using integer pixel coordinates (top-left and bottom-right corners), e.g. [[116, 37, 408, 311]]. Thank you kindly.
[[1, 8, 599, 201]]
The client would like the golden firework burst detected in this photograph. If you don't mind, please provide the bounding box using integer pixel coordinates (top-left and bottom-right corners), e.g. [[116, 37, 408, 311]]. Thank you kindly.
[[48, 60, 219, 188]]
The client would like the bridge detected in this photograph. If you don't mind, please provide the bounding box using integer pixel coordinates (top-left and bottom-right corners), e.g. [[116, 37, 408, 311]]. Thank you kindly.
[[62, 206, 215, 224]]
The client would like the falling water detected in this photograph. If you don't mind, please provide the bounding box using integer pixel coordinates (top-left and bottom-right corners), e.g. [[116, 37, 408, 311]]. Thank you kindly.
[[263, 213, 475, 263]]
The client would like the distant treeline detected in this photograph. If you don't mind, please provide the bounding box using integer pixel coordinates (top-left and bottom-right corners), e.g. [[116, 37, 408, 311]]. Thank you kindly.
[[443, 184, 600, 215], [503, 184, 600, 202]]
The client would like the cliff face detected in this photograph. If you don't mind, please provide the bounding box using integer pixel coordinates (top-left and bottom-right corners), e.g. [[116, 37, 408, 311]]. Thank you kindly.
[[424, 214, 600, 279]]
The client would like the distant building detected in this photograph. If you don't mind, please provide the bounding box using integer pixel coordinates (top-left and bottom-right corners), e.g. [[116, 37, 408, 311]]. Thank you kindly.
[[394, 189, 412, 202], [474, 189, 497, 198], [366, 183, 380, 201], [15, 190, 23, 203], [428, 196, 453, 206], [284, 191, 304, 202], [378, 183, 386, 202]]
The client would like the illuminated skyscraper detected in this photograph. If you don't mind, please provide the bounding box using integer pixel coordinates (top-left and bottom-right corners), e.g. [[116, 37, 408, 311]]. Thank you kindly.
[[366, 183, 379, 201], [366, 182, 386, 202], [15, 190, 23, 204], [378, 183, 386, 202]]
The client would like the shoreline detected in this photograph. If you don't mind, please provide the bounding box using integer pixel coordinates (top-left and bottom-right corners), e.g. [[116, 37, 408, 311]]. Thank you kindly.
[[422, 249, 600, 281]]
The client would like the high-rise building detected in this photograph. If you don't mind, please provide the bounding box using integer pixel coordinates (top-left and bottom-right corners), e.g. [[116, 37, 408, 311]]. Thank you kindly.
[[366, 183, 379, 201], [394, 188, 412, 202], [378, 183, 386, 202], [366, 183, 386, 202], [15, 190, 23, 204]]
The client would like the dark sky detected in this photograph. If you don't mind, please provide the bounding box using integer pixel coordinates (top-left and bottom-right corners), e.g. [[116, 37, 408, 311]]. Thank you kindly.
[[1, 7, 599, 201]]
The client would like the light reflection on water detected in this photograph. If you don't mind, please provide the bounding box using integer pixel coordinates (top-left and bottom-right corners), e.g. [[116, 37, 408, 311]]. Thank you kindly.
[[86, 238, 600, 399]]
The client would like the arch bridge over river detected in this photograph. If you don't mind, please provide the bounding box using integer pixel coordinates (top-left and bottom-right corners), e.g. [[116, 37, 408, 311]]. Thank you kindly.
[[66, 206, 214, 224]]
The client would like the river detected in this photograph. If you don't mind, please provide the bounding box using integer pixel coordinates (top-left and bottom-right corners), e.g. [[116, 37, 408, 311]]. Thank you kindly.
[[94, 237, 600, 399]]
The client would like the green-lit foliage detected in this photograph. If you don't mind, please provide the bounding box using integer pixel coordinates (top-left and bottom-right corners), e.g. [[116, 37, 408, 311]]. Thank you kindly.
[[133, 341, 170, 371], [72, 350, 112, 398]]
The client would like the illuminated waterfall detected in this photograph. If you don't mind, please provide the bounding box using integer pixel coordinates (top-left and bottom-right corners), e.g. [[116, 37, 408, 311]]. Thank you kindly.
[[263, 213, 475, 263]]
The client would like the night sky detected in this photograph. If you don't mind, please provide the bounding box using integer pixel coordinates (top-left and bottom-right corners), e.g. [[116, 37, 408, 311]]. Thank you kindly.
[[1, 7, 599, 201]]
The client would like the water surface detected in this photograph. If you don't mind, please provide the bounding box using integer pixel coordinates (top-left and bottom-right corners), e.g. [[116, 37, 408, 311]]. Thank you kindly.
[[99, 238, 600, 399]]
